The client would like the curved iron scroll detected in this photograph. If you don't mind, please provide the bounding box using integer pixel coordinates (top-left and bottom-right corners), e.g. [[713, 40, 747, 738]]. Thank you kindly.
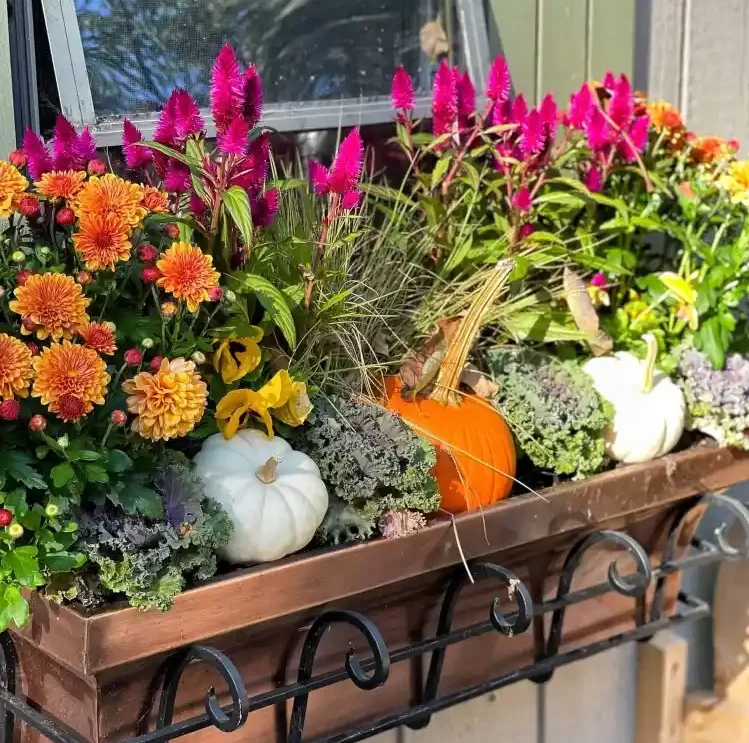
[[407, 561, 533, 730], [149, 645, 249, 734], [533, 529, 652, 684], [287, 609, 390, 743]]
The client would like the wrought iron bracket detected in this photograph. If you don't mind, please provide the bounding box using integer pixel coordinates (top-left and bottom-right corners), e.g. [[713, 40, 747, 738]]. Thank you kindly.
[[2, 491, 748, 743]]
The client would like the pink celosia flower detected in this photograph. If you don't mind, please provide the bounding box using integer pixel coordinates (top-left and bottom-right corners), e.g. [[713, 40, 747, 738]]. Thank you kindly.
[[154, 91, 179, 150], [486, 55, 511, 103], [519, 223, 535, 239], [391, 66, 414, 111], [23, 130, 53, 181], [211, 43, 243, 135], [513, 187, 532, 212], [340, 189, 362, 211], [328, 128, 363, 195], [432, 60, 458, 138], [309, 160, 330, 195], [456, 70, 475, 117], [565, 82, 593, 129], [173, 89, 204, 142], [584, 106, 609, 151], [601, 70, 617, 91], [539, 93, 558, 139], [229, 133, 270, 192], [251, 188, 279, 228], [619, 114, 650, 162], [73, 127, 97, 168], [122, 119, 152, 168], [242, 65, 263, 131], [217, 117, 250, 156], [511, 94, 528, 125], [51, 115, 78, 170], [585, 166, 603, 192], [608, 74, 634, 129], [520, 109, 545, 157], [163, 160, 191, 193], [189, 192, 207, 217], [590, 272, 607, 287]]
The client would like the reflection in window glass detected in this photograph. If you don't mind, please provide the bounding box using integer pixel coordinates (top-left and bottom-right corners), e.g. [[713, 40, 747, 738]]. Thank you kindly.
[[74, 0, 459, 120]]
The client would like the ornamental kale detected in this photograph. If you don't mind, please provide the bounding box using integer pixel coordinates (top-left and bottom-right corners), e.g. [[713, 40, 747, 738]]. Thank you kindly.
[[72, 463, 232, 611], [486, 349, 611, 479], [676, 348, 749, 448], [290, 394, 439, 542]]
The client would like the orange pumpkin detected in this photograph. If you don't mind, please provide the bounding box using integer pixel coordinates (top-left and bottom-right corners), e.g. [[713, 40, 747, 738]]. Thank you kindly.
[[384, 376, 515, 513]]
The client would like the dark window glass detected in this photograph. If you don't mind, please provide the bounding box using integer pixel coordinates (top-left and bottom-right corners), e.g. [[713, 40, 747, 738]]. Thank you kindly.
[[74, 0, 459, 120]]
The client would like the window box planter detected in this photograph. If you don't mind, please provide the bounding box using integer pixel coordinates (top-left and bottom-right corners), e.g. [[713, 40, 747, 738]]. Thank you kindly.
[[8, 443, 749, 743]]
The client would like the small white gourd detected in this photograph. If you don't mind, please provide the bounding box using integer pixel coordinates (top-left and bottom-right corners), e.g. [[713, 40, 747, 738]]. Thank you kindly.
[[194, 429, 328, 563], [583, 333, 686, 464]]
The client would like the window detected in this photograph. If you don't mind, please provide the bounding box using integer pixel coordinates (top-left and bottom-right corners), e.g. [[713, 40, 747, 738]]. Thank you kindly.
[[36, 0, 491, 144]]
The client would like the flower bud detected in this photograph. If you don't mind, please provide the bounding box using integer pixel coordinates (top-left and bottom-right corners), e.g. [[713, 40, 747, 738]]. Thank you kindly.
[[18, 195, 41, 219], [28, 414, 46, 432], [87, 159, 107, 176], [76, 271, 92, 285], [0, 400, 20, 421], [223, 289, 236, 303], [8, 523, 23, 539], [26, 342, 39, 356], [8, 149, 27, 168], [140, 337, 154, 349], [22, 316, 38, 331], [150, 356, 164, 372], [124, 348, 144, 366], [191, 351, 206, 365], [16, 269, 32, 286], [0, 509, 12, 527], [138, 244, 159, 262], [11, 251, 25, 264], [164, 223, 180, 239], [160, 301, 177, 319], [55, 207, 75, 226], [105, 321, 116, 332], [39, 245, 51, 257], [45, 503, 60, 518], [141, 265, 160, 283], [111, 409, 127, 426], [207, 286, 223, 302], [57, 434, 69, 449]]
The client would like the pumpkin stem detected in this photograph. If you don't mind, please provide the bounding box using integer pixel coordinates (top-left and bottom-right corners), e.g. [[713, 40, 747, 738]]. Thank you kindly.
[[255, 456, 279, 484], [430, 259, 515, 406], [641, 333, 658, 394]]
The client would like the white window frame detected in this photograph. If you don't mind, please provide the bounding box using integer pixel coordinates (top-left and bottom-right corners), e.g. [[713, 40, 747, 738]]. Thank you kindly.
[[41, 0, 492, 146]]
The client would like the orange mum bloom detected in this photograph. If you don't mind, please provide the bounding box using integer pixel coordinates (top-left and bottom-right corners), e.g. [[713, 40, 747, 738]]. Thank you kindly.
[[9, 273, 90, 341], [691, 135, 737, 165], [646, 101, 683, 133], [156, 241, 220, 312], [140, 185, 169, 214], [78, 321, 117, 355], [35, 170, 87, 201], [123, 357, 207, 440], [0, 161, 28, 219], [74, 174, 147, 230], [72, 212, 132, 271], [0, 334, 33, 399], [32, 341, 110, 422]]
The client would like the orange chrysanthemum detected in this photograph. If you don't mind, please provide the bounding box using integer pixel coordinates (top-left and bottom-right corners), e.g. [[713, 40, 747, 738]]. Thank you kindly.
[[32, 341, 110, 422], [72, 212, 132, 271], [122, 357, 207, 440], [156, 241, 220, 312], [140, 185, 169, 214], [691, 135, 737, 165], [0, 334, 33, 400], [646, 101, 684, 133], [78, 321, 117, 355], [0, 161, 28, 219], [35, 170, 87, 201], [9, 273, 90, 341], [74, 174, 147, 230]]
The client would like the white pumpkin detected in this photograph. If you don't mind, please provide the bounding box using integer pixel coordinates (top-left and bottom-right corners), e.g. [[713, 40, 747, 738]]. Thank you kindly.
[[194, 429, 328, 563], [583, 334, 686, 464]]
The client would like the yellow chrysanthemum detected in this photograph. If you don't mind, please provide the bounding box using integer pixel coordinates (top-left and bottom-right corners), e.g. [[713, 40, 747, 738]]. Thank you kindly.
[[140, 185, 169, 214], [72, 212, 132, 271], [74, 174, 147, 230], [34, 170, 87, 201], [0, 161, 28, 218], [9, 273, 90, 341], [0, 334, 33, 400], [156, 241, 220, 312], [32, 341, 110, 422], [122, 357, 207, 441], [719, 160, 749, 205], [77, 321, 117, 355], [213, 330, 263, 383]]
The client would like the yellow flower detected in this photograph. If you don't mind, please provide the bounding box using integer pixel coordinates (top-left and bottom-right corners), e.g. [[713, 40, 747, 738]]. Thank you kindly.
[[122, 357, 207, 441], [216, 370, 294, 439], [74, 174, 147, 230], [0, 334, 33, 400], [213, 330, 263, 383], [720, 160, 749, 205], [10, 273, 90, 341], [272, 380, 312, 427], [32, 341, 110, 422], [659, 271, 699, 330], [35, 170, 87, 201], [0, 161, 28, 218], [156, 241, 220, 312], [586, 286, 610, 308]]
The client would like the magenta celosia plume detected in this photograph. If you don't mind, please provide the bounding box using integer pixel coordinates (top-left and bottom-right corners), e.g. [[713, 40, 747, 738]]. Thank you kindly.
[[23, 130, 53, 181], [519, 109, 544, 157], [432, 60, 458, 137], [486, 55, 511, 103], [391, 66, 414, 111], [608, 74, 634, 129], [217, 117, 250, 157], [173, 89, 205, 142], [565, 82, 593, 129], [242, 65, 263, 130], [73, 127, 97, 167], [211, 43, 243, 135], [456, 70, 476, 117], [512, 187, 533, 213], [22, 115, 99, 179], [122, 119, 152, 169], [584, 107, 609, 151], [619, 115, 650, 162], [539, 93, 558, 139], [163, 160, 191, 193], [251, 188, 279, 228]]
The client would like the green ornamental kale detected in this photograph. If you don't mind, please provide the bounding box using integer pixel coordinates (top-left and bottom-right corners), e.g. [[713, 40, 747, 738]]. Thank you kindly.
[[486, 348, 612, 479], [290, 394, 440, 541], [74, 463, 232, 611]]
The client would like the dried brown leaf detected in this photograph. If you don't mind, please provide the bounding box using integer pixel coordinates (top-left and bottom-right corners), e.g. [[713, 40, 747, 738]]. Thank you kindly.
[[563, 266, 613, 356], [460, 364, 499, 399], [400, 316, 461, 394]]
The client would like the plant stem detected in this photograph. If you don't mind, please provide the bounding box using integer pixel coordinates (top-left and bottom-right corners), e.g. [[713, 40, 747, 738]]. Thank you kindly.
[[640, 333, 658, 393]]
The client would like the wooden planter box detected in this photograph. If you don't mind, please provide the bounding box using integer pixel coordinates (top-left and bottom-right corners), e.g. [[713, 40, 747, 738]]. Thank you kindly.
[[10, 444, 749, 743]]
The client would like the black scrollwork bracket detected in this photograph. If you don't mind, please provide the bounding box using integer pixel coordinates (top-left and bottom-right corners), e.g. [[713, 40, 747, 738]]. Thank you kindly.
[[1, 493, 748, 743]]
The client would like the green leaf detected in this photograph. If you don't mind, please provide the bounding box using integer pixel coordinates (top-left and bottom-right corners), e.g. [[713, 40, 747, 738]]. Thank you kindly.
[[2, 546, 39, 586], [442, 236, 473, 274], [505, 308, 588, 342], [4, 451, 46, 490], [115, 486, 164, 519], [107, 449, 133, 473], [231, 273, 297, 347], [2, 586, 29, 629], [20, 509, 42, 531], [43, 552, 86, 572], [535, 192, 587, 210], [4, 490, 27, 519], [50, 462, 75, 488], [223, 186, 254, 246], [431, 155, 452, 189], [84, 464, 109, 484], [318, 289, 353, 314], [695, 316, 730, 369], [69, 450, 100, 462]]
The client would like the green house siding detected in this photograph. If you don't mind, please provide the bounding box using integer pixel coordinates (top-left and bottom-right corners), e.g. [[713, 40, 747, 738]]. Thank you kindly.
[[485, 0, 636, 105]]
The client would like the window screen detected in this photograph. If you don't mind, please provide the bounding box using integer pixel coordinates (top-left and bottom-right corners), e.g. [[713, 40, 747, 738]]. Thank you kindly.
[[75, 0, 459, 120]]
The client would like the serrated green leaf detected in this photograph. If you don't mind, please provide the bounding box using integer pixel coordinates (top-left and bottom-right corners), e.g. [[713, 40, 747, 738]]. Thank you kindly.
[[230, 273, 297, 347], [84, 464, 109, 484], [50, 463, 75, 488], [2, 546, 39, 586], [223, 186, 254, 246], [2, 586, 29, 629], [4, 451, 46, 490]]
